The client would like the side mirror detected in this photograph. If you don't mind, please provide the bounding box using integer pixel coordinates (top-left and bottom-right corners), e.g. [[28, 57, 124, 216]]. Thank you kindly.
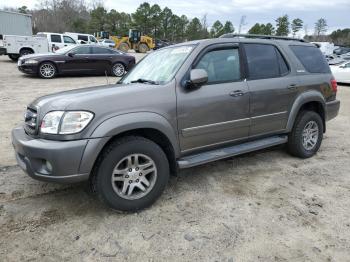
[[67, 52, 75, 57], [185, 69, 208, 88]]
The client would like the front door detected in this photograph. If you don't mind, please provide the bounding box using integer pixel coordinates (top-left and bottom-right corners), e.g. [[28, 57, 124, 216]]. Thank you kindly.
[[177, 44, 250, 153], [61, 46, 95, 74]]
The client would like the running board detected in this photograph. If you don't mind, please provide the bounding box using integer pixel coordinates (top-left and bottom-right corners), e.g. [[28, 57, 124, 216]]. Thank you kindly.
[[177, 135, 288, 169]]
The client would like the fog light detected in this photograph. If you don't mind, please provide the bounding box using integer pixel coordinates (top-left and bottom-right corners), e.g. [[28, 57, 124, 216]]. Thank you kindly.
[[46, 161, 53, 172]]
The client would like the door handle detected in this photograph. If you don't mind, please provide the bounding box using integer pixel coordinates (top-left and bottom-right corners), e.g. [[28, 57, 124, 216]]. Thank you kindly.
[[287, 84, 297, 89], [229, 90, 245, 97]]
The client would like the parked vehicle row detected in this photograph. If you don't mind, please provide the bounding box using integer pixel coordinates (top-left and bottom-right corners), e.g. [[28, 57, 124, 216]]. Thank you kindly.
[[17, 45, 135, 78]]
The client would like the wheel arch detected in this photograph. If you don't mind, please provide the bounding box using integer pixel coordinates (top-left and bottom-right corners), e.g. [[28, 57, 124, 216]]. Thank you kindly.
[[287, 91, 326, 133], [19, 47, 34, 54], [79, 112, 180, 176]]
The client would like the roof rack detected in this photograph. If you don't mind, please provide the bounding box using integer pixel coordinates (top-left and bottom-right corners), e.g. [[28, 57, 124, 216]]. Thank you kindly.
[[219, 33, 307, 43]]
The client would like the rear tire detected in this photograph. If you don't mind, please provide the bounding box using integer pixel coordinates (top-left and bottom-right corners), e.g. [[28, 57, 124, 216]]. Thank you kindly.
[[91, 136, 170, 211], [111, 62, 126, 77], [19, 49, 33, 57], [8, 54, 20, 61], [287, 111, 323, 158]]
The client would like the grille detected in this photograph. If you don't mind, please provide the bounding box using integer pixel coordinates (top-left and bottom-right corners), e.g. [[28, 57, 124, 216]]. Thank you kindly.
[[24, 107, 38, 135]]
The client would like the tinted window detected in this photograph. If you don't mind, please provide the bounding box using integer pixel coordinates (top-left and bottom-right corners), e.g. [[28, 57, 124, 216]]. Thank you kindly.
[[78, 35, 88, 42], [244, 44, 288, 80], [92, 47, 114, 54], [50, 34, 62, 43], [73, 46, 91, 54], [195, 48, 241, 83], [63, 36, 75, 44], [290, 45, 330, 73]]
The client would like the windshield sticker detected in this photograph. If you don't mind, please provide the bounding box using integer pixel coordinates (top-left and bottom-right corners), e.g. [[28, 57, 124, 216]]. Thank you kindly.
[[170, 46, 193, 54]]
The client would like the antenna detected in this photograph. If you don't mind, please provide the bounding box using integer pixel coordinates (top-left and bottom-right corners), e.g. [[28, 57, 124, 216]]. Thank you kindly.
[[105, 70, 109, 85]]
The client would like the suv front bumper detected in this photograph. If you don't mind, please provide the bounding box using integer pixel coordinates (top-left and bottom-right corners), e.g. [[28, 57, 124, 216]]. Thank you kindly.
[[0, 47, 6, 55], [12, 127, 91, 183]]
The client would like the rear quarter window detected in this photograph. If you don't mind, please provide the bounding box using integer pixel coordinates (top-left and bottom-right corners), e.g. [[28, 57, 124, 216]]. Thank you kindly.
[[290, 45, 330, 73]]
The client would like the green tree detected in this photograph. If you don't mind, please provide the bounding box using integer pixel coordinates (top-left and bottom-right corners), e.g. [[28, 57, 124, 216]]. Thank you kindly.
[[222, 21, 234, 34], [248, 23, 262, 34], [314, 18, 328, 36], [161, 7, 173, 39], [275, 15, 290, 36], [261, 23, 275, 35], [150, 4, 162, 38], [330, 28, 350, 46], [132, 2, 152, 34], [291, 18, 303, 37], [186, 17, 203, 40], [210, 20, 223, 38], [18, 6, 28, 14], [89, 6, 107, 32]]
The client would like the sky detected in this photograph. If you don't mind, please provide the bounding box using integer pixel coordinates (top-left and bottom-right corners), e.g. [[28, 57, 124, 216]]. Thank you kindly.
[[1, 0, 349, 35]]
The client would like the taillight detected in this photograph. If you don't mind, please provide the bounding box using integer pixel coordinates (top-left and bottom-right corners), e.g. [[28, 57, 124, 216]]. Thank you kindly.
[[331, 79, 338, 93]]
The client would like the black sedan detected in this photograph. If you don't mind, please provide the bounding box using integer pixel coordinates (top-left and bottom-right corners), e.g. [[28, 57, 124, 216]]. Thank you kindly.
[[17, 45, 135, 78]]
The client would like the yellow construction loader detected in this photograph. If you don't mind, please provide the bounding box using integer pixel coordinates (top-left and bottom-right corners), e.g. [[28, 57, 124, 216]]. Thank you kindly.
[[111, 29, 155, 53]]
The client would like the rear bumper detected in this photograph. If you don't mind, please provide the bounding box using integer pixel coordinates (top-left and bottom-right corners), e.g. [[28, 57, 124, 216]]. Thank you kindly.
[[326, 100, 340, 121], [12, 127, 90, 183]]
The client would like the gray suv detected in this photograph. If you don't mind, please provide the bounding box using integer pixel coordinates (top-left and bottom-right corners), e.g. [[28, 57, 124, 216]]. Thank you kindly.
[[12, 34, 340, 211]]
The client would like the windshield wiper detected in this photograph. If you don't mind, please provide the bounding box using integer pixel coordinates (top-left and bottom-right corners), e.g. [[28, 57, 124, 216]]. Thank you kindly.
[[130, 78, 159, 85]]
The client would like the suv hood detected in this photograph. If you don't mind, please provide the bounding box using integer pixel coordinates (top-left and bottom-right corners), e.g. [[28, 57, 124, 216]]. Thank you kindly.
[[31, 82, 175, 121]]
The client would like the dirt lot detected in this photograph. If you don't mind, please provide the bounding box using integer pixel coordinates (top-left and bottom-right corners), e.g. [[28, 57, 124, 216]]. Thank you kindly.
[[0, 54, 349, 261]]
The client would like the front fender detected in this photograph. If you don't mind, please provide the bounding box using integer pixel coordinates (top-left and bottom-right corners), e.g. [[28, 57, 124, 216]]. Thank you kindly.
[[91, 112, 180, 155], [286, 90, 326, 132]]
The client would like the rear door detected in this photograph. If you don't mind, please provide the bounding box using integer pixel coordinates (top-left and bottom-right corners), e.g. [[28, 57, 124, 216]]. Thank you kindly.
[[91, 46, 114, 73], [243, 43, 298, 136], [177, 43, 250, 153]]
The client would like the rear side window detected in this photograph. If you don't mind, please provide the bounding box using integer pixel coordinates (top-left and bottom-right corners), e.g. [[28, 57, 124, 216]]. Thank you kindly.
[[92, 47, 114, 54], [78, 35, 88, 42], [73, 46, 91, 54], [50, 34, 62, 43], [194, 48, 241, 84], [290, 45, 330, 73], [244, 44, 289, 80]]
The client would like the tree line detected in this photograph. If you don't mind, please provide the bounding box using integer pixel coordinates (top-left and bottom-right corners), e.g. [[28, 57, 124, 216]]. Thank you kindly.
[[6, 0, 350, 46]]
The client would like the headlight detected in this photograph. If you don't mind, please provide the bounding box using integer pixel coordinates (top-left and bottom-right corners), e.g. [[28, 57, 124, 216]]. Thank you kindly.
[[24, 59, 39, 64], [40, 111, 93, 134]]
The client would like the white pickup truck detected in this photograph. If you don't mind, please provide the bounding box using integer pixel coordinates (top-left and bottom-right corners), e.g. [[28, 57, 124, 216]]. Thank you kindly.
[[0, 35, 49, 61]]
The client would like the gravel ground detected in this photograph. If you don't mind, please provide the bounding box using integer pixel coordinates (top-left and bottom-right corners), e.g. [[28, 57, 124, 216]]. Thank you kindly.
[[0, 54, 349, 261]]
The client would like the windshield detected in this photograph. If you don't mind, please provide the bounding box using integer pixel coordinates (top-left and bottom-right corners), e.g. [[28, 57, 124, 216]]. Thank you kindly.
[[54, 45, 76, 54], [121, 45, 194, 84]]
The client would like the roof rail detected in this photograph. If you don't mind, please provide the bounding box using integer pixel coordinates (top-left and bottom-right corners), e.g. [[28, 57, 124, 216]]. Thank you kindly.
[[219, 33, 307, 43]]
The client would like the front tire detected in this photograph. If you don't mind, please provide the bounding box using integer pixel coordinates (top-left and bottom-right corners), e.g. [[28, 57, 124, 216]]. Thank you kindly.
[[8, 54, 20, 61], [92, 136, 170, 211], [38, 62, 57, 79], [287, 111, 323, 158]]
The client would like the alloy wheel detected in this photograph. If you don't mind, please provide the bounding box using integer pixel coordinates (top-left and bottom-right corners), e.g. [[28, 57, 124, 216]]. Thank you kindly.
[[112, 63, 125, 77], [302, 120, 319, 150], [111, 154, 157, 200], [39, 64, 55, 78]]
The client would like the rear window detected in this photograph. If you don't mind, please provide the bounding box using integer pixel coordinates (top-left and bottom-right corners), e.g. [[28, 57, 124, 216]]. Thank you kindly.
[[244, 43, 289, 80], [50, 34, 62, 43], [290, 45, 330, 73], [78, 35, 88, 42]]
